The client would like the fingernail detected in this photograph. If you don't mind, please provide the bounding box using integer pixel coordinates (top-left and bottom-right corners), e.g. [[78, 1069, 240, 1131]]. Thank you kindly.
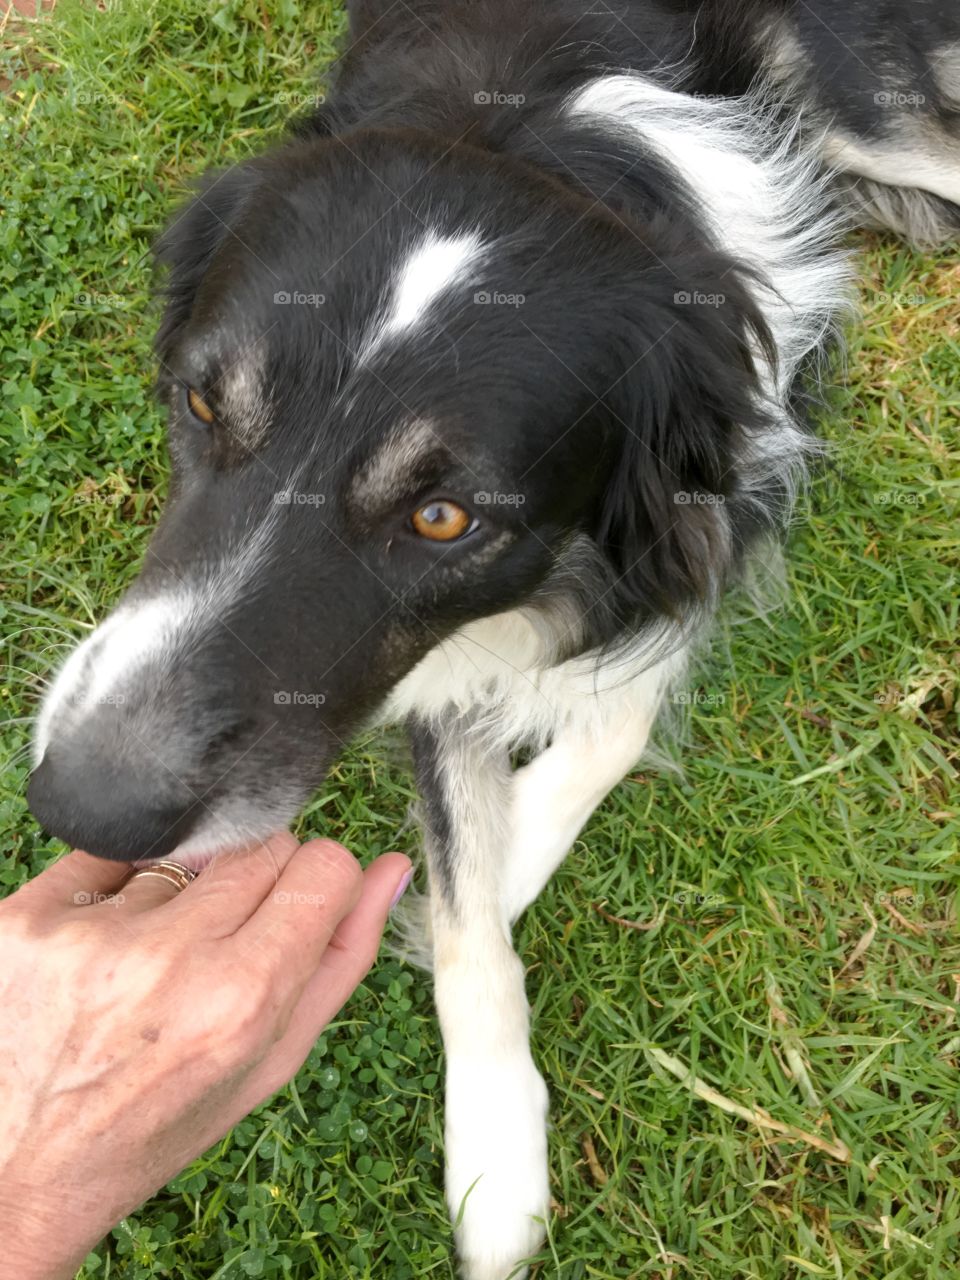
[[389, 867, 414, 910]]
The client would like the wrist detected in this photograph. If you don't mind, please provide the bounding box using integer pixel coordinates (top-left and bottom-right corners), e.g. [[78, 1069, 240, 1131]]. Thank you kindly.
[[0, 1189, 104, 1280]]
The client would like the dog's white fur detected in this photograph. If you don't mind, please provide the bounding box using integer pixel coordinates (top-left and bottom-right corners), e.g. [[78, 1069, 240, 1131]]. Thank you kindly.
[[361, 231, 485, 360], [761, 21, 960, 246]]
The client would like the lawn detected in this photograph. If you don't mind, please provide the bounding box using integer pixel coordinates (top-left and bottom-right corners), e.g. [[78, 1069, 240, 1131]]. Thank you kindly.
[[1, 2, 958, 1277]]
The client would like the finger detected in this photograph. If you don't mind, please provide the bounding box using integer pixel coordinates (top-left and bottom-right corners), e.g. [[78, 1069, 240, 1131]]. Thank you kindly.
[[230, 838, 366, 990], [14, 848, 133, 916], [313, 852, 413, 976], [231, 853, 413, 1103], [117, 861, 201, 914], [132, 832, 301, 930]]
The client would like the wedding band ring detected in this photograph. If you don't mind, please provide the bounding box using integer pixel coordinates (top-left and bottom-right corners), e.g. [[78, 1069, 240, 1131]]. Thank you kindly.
[[127, 860, 198, 894]]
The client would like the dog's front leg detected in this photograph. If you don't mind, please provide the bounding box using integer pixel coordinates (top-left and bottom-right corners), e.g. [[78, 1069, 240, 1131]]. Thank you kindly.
[[409, 714, 549, 1280]]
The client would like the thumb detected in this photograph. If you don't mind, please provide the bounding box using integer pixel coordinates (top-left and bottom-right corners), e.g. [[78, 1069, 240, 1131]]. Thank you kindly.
[[324, 850, 414, 972], [226, 851, 415, 1113], [271, 852, 413, 1050]]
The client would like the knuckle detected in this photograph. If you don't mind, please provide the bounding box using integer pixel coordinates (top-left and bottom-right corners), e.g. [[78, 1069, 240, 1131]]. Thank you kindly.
[[334, 924, 380, 974], [0, 912, 47, 972], [290, 842, 363, 910], [328, 857, 364, 904], [194, 971, 278, 1062], [308, 839, 362, 886], [354, 935, 381, 974]]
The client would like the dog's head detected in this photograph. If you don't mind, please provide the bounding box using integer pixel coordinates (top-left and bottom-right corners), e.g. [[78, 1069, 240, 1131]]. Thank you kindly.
[[27, 129, 771, 861]]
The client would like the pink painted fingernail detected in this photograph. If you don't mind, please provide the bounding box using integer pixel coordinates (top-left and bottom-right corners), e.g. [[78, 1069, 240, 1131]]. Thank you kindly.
[[390, 867, 414, 910]]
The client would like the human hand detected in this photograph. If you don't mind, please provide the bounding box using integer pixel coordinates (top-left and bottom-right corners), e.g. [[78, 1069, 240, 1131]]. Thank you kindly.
[[0, 834, 412, 1280]]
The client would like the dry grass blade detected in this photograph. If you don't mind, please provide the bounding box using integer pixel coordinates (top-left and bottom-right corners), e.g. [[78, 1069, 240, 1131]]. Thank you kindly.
[[765, 971, 821, 1107], [580, 1134, 608, 1187], [646, 1047, 851, 1162], [836, 903, 879, 979], [592, 900, 666, 931]]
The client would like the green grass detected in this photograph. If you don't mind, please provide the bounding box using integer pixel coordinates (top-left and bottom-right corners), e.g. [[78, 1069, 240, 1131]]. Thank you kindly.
[[1, 2, 959, 1276]]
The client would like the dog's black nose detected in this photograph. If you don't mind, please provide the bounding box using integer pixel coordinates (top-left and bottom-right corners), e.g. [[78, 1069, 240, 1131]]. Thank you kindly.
[[27, 747, 202, 861]]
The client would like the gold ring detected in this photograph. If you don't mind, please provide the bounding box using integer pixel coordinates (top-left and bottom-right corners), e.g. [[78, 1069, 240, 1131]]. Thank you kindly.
[[127, 860, 198, 894]]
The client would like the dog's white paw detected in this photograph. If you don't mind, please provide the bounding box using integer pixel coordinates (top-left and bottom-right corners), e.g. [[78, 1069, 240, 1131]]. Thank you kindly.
[[445, 1052, 550, 1280]]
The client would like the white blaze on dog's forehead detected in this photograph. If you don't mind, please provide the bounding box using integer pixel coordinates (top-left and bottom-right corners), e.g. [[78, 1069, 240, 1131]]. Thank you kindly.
[[361, 231, 484, 359], [350, 418, 444, 508]]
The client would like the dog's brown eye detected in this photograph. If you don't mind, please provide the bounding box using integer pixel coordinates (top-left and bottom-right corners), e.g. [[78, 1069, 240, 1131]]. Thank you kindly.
[[186, 388, 215, 425], [411, 500, 473, 541]]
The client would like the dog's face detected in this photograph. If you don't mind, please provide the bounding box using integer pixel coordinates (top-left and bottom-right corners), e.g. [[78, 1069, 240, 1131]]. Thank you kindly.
[[27, 131, 766, 861]]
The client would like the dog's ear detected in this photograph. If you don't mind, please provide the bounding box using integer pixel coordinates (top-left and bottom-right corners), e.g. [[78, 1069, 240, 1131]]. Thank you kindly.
[[153, 164, 258, 361], [593, 250, 777, 626]]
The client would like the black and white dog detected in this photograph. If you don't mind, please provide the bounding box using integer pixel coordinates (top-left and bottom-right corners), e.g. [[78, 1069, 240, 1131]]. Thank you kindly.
[[27, 1, 959, 1275]]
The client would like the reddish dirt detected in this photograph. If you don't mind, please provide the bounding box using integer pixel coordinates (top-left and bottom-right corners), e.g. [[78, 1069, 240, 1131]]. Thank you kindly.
[[2, 1, 55, 15]]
